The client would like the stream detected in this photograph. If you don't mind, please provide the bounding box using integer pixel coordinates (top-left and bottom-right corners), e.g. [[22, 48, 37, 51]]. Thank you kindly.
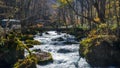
[[25, 31, 90, 68]]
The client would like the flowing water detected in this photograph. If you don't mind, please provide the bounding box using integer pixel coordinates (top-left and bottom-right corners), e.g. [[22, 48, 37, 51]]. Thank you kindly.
[[25, 31, 90, 68]]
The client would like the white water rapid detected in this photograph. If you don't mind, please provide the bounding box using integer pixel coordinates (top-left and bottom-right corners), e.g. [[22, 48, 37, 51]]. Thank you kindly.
[[26, 31, 90, 68]]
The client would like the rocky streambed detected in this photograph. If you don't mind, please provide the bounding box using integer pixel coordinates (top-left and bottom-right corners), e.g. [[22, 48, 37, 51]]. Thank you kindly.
[[25, 31, 90, 68]]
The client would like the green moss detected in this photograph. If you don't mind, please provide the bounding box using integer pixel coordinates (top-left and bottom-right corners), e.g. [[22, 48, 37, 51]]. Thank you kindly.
[[80, 38, 93, 57], [14, 55, 37, 68], [25, 40, 40, 45], [110, 24, 117, 31], [80, 34, 118, 57]]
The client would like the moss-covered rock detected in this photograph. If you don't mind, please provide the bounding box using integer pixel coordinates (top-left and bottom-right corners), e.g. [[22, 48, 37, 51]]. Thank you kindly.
[[86, 40, 120, 67], [0, 38, 24, 67], [80, 35, 120, 67], [25, 40, 40, 45], [32, 50, 53, 65], [0, 30, 40, 68]]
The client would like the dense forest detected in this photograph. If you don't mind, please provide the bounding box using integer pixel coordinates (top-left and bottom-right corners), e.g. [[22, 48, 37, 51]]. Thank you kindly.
[[0, 0, 120, 68]]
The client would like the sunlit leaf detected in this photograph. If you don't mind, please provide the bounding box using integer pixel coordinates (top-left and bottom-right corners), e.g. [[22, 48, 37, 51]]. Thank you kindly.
[[94, 17, 100, 22]]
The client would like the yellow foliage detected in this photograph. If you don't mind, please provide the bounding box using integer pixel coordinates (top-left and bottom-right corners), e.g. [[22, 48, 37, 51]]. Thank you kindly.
[[52, 4, 58, 9], [83, 48, 89, 56], [58, 0, 73, 5], [111, 24, 117, 30], [89, 29, 97, 36], [98, 23, 107, 29], [61, 0, 67, 4], [94, 17, 100, 22], [95, 41, 100, 46], [80, 38, 93, 47], [105, 0, 119, 20]]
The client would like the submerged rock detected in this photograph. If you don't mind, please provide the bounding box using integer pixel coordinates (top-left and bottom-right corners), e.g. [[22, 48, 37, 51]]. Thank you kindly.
[[52, 37, 64, 41], [26, 44, 34, 48], [63, 41, 78, 44], [32, 49, 41, 52], [45, 32, 49, 35], [57, 48, 73, 53]]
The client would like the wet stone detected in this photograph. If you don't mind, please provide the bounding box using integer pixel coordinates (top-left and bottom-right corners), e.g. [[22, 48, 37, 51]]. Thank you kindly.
[[57, 48, 73, 53], [52, 37, 64, 41]]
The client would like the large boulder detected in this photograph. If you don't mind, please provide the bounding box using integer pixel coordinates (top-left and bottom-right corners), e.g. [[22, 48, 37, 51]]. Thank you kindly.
[[52, 37, 64, 41], [57, 48, 73, 53], [80, 39, 120, 67], [0, 39, 24, 67], [86, 41, 120, 66]]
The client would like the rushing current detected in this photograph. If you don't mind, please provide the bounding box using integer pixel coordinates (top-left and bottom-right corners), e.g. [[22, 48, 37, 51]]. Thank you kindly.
[[26, 31, 90, 68]]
